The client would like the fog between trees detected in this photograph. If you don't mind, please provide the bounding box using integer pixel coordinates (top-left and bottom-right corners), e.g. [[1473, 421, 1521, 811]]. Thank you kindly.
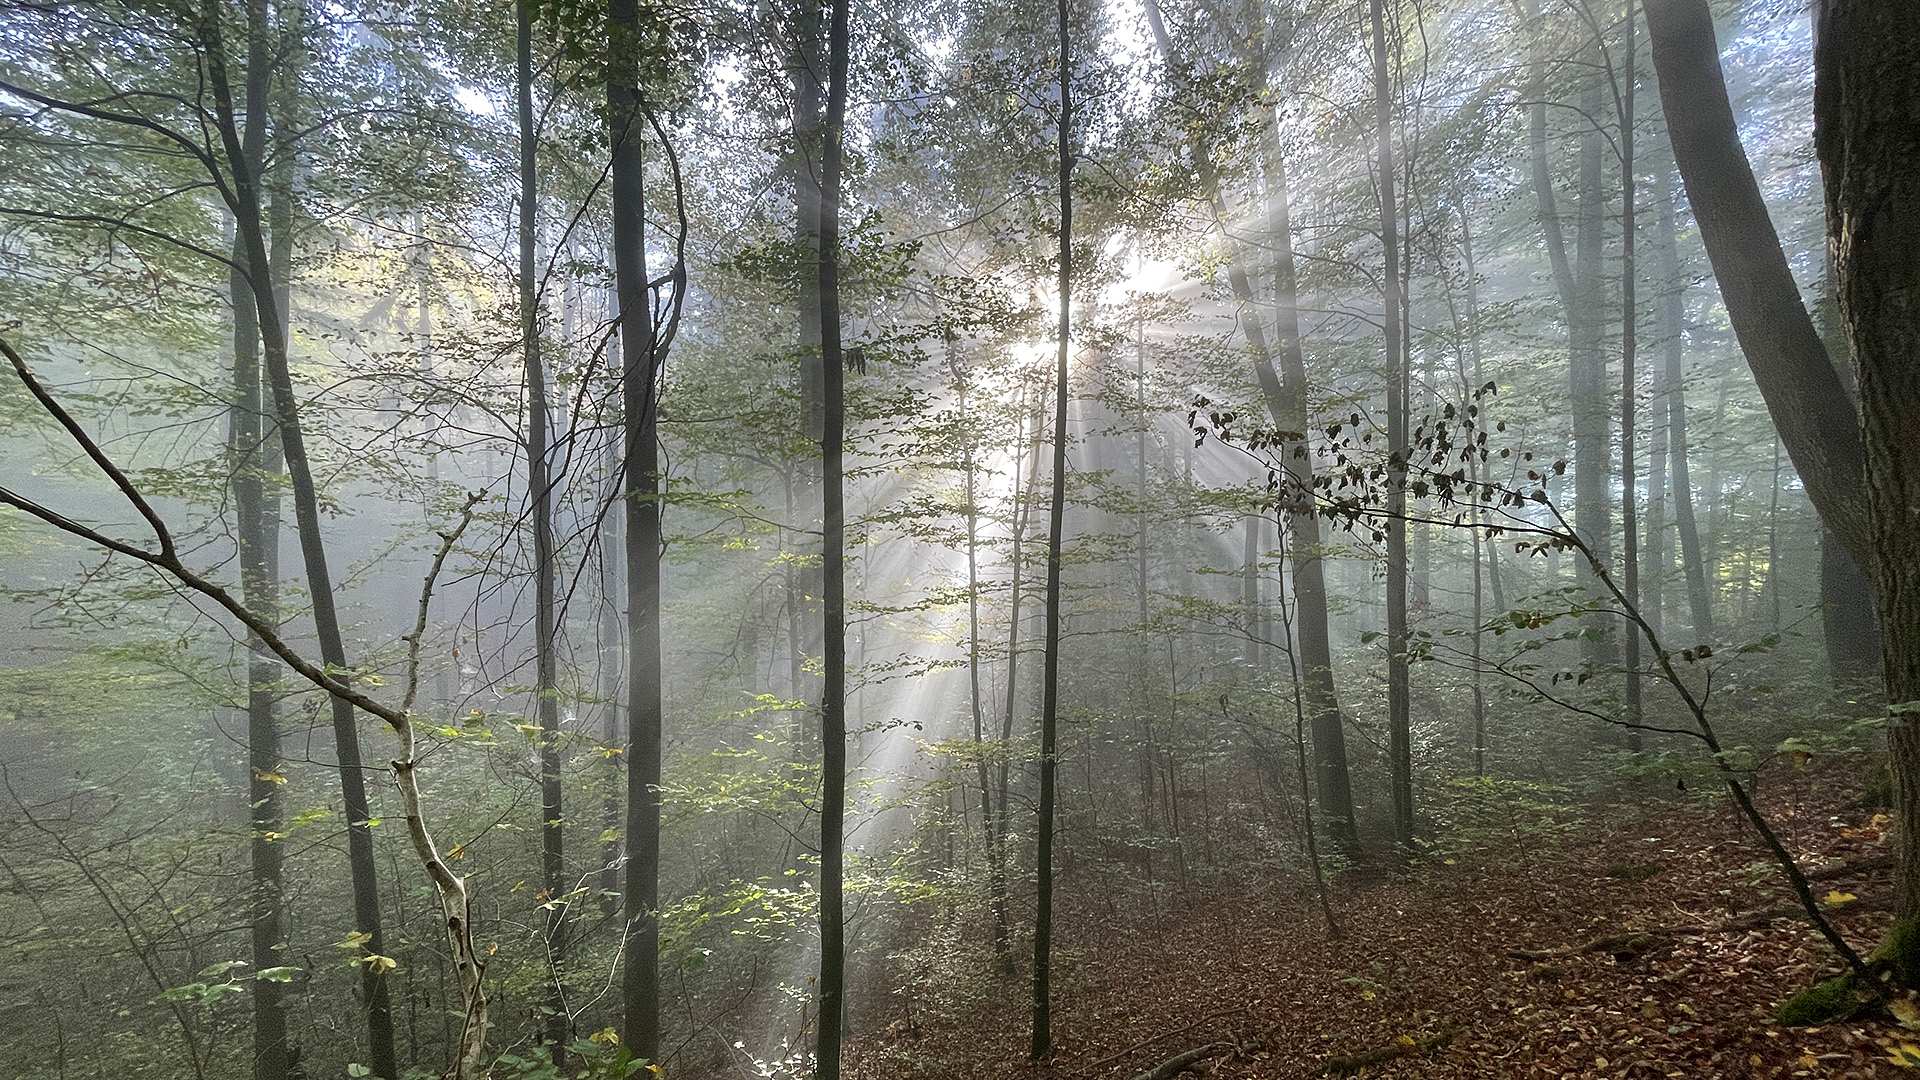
[[2, 0, 1917, 1076]]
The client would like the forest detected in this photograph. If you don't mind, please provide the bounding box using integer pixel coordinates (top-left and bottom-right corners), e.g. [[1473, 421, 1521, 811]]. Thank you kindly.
[[1, 0, 1917, 1076]]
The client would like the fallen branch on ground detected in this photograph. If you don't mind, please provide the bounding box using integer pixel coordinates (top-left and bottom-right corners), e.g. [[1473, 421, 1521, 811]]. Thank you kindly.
[[1508, 891, 1893, 962], [1319, 1024, 1455, 1076], [1126, 1042, 1233, 1080], [1079, 1007, 1249, 1075]]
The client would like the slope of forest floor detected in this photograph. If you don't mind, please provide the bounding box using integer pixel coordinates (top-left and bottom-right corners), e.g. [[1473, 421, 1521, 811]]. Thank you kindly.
[[846, 767, 1915, 1079]]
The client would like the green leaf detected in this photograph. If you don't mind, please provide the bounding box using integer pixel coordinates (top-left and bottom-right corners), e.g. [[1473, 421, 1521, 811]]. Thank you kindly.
[[257, 966, 301, 983]]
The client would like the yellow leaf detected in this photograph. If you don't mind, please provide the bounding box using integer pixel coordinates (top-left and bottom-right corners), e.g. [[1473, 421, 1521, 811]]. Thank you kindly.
[[1395, 1035, 1415, 1047], [1595, 1057, 1609, 1068], [1359, 988, 1376, 1001], [252, 768, 287, 784], [1824, 890, 1859, 906], [1798, 1051, 1819, 1068], [362, 954, 398, 974], [1887, 1042, 1920, 1067], [588, 1027, 620, 1048], [447, 843, 467, 861], [646, 1066, 665, 1078], [335, 931, 373, 949]]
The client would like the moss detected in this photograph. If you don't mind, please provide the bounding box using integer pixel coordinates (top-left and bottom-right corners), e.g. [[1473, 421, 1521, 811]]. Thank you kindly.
[[1779, 917, 1920, 1025], [1778, 972, 1865, 1025], [1872, 915, 1920, 989]]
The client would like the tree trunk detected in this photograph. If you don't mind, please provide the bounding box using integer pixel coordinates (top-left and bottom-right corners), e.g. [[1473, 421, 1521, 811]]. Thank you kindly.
[[1140, 0, 1359, 851], [608, 0, 662, 1061], [1572, 69, 1613, 670], [1645, 0, 1870, 567], [517, 4, 568, 1062], [1813, 0, 1920, 923], [1814, 260, 1882, 680], [1651, 167, 1714, 644], [200, 6, 397, 1071], [956, 362, 1011, 964], [230, 1, 288, 1071], [1372, 0, 1412, 853], [1620, 9, 1642, 750], [1033, 0, 1070, 1054], [1260, 116, 1358, 851], [816, 0, 850, 1068]]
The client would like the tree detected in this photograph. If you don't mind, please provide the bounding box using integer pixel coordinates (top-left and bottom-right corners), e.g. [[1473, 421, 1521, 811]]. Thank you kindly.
[[1813, 0, 1920, 967], [815, 0, 851, 1072], [1032, 0, 1072, 1054], [1644, 0, 1869, 569], [1371, 0, 1412, 852], [608, 0, 666, 1060]]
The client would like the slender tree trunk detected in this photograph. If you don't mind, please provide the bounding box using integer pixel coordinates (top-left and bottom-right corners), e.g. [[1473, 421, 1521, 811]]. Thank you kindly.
[[957, 362, 1011, 964], [231, 3, 287, 1072], [1813, 0, 1920, 924], [816, 0, 850, 1068], [517, 5, 568, 1061], [1457, 198, 1507, 623], [1259, 119, 1358, 851], [608, 0, 662, 1060], [1372, 0, 1412, 853], [1572, 69, 1614, 669], [998, 397, 1045, 882], [1653, 167, 1714, 643], [1032, 0, 1070, 1054], [1646, 0, 1870, 565], [201, 6, 395, 1070], [1243, 516, 1260, 666], [1620, 5, 1642, 750]]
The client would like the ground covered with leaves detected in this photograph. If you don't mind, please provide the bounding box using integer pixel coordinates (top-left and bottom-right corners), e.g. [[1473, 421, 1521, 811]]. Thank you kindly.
[[846, 769, 1919, 1079]]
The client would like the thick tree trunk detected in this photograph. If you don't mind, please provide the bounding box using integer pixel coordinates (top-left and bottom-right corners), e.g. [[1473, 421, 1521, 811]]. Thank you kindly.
[[1033, 0, 1070, 1054], [1646, 0, 1871, 568], [1813, 0, 1920, 923], [608, 0, 662, 1061], [1814, 264, 1882, 681]]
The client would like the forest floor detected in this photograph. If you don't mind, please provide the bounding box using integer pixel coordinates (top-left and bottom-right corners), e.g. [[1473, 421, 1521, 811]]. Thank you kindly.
[[845, 766, 1914, 1080]]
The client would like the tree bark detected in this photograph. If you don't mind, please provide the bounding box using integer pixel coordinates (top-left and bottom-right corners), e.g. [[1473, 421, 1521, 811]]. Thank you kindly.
[[1259, 122, 1358, 852], [1814, 262, 1882, 680], [517, 3, 568, 1062], [816, 0, 850, 1069], [608, 0, 662, 1061], [1372, 0, 1412, 853], [1651, 166, 1714, 644], [1813, 0, 1920, 921], [1619, 8, 1642, 750], [230, 1, 288, 1072], [1033, 0, 1071, 1054]]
